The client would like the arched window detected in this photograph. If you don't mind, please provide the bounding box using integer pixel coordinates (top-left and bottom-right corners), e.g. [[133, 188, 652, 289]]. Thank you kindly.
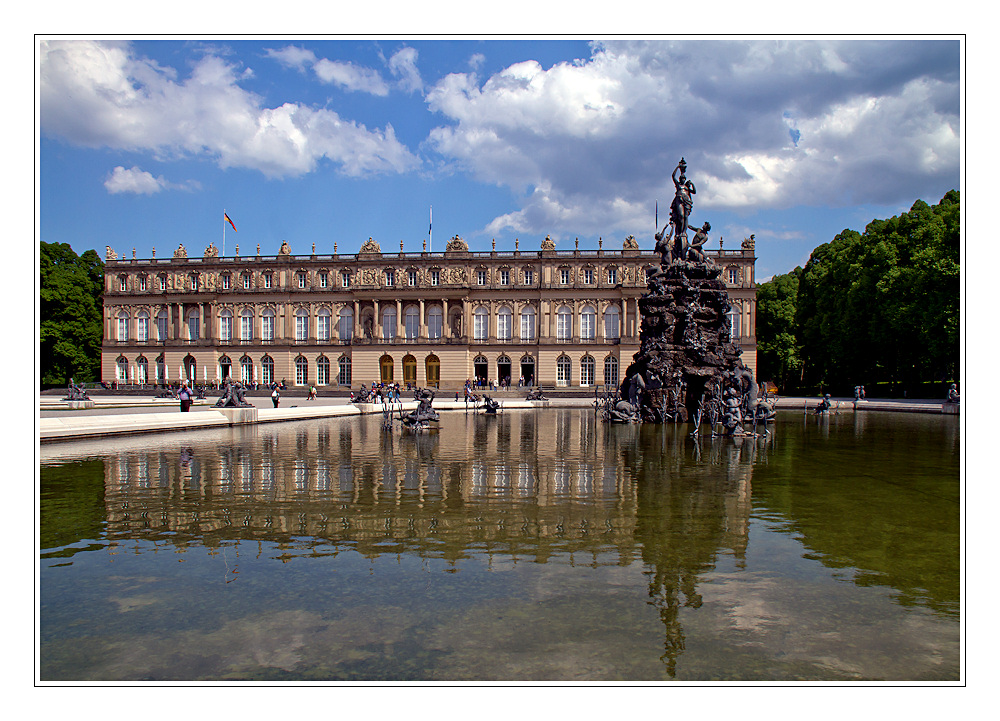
[[520, 306, 536, 340], [295, 308, 309, 341], [219, 355, 232, 381], [580, 305, 596, 340], [295, 356, 308, 385], [136, 356, 148, 384], [604, 304, 621, 340], [240, 309, 254, 342], [580, 355, 595, 386], [156, 309, 168, 341], [404, 306, 419, 340], [556, 355, 571, 386], [380, 354, 394, 383], [338, 355, 352, 386], [428, 306, 443, 339], [604, 355, 619, 387], [187, 309, 200, 340], [258, 308, 273, 342], [425, 354, 440, 388], [136, 310, 149, 342], [382, 307, 397, 340], [497, 306, 513, 340], [317, 307, 332, 342], [339, 307, 355, 341], [117, 311, 129, 342], [317, 355, 330, 385], [474, 306, 489, 340], [728, 306, 742, 341], [116, 356, 128, 382], [557, 306, 572, 340], [240, 355, 253, 384], [402, 354, 417, 385], [219, 309, 233, 341], [155, 354, 165, 384], [261, 355, 274, 385]]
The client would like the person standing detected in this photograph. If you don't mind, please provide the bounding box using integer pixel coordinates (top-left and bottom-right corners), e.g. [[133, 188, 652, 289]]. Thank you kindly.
[[178, 380, 192, 412], [271, 386, 280, 408]]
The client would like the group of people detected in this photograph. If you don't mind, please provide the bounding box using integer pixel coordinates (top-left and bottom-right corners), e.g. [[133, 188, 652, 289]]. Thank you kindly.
[[350, 382, 403, 404], [467, 376, 527, 392]]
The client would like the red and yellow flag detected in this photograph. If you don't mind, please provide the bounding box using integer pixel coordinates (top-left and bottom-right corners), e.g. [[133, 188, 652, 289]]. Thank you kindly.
[[224, 213, 237, 232]]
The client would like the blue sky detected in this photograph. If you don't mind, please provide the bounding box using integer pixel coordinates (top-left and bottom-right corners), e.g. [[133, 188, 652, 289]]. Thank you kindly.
[[38, 37, 961, 279]]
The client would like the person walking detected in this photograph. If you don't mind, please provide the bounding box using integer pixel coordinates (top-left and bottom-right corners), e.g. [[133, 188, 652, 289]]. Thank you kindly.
[[271, 386, 280, 408], [178, 380, 192, 412]]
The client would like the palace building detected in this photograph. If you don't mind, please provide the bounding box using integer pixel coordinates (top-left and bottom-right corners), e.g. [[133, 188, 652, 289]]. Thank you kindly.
[[101, 233, 757, 390]]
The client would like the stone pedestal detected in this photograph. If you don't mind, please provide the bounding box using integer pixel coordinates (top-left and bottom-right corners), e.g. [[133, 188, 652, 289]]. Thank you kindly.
[[67, 400, 95, 410], [218, 407, 258, 425]]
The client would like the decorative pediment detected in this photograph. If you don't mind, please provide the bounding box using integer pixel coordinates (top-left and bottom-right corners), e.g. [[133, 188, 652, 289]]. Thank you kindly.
[[445, 234, 469, 252], [359, 237, 382, 256]]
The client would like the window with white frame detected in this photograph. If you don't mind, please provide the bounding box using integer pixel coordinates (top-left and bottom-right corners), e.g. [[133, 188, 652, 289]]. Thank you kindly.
[[477, 270, 488, 286], [156, 309, 168, 340], [295, 356, 308, 385], [116, 312, 129, 341], [158, 275, 167, 291], [241, 356, 253, 384], [556, 356, 571, 386], [604, 355, 619, 386], [607, 267, 618, 284], [187, 311, 200, 340], [341, 271, 350, 288], [408, 270, 417, 286], [431, 270, 439, 286], [136, 357, 148, 384], [261, 356, 274, 385], [557, 306, 572, 340], [243, 272, 252, 289], [190, 274, 199, 291], [728, 307, 741, 340], [261, 309, 275, 341], [405, 306, 419, 339], [382, 307, 397, 339], [728, 266, 739, 285], [116, 356, 128, 382], [317, 356, 330, 385], [298, 272, 307, 288], [385, 270, 395, 287], [338, 355, 352, 386], [319, 272, 328, 288], [604, 305, 621, 339], [500, 269, 510, 286], [339, 307, 354, 341], [581, 305, 596, 340], [520, 306, 536, 340], [221, 274, 230, 290], [497, 306, 512, 340], [428, 306, 442, 339], [524, 269, 534, 285], [136, 310, 149, 341], [583, 268, 593, 284], [118, 275, 127, 291], [139, 275, 147, 291], [240, 309, 254, 341], [263, 273, 273, 289], [318, 308, 331, 341], [295, 309, 309, 341], [560, 268, 570, 284], [474, 306, 489, 340], [580, 356, 595, 386], [219, 309, 233, 341]]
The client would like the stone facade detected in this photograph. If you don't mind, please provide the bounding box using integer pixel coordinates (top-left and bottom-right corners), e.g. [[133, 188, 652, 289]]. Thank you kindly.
[[101, 236, 756, 389]]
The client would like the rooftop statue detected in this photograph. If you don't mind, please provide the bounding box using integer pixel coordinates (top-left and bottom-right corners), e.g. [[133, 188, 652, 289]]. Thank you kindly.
[[540, 235, 556, 250], [445, 234, 469, 252], [359, 237, 382, 255], [278, 240, 292, 255], [173, 244, 188, 258], [204, 243, 219, 258]]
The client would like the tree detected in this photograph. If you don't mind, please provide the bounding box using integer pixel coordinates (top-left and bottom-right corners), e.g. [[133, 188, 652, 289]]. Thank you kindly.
[[756, 267, 802, 391], [40, 242, 104, 386]]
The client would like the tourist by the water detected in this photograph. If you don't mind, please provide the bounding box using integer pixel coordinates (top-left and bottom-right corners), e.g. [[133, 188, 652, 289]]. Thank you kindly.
[[178, 380, 192, 412], [271, 387, 280, 408]]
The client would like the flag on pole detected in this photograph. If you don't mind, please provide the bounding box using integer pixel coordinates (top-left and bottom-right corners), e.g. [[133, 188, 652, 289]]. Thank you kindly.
[[225, 212, 237, 232]]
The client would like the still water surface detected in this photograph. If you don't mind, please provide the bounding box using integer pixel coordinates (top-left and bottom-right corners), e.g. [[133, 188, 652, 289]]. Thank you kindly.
[[39, 409, 960, 681]]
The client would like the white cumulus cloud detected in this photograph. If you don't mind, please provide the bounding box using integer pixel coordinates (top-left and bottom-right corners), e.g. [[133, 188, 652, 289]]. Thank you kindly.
[[104, 165, 164, 194], [40, 40, 419, 178]]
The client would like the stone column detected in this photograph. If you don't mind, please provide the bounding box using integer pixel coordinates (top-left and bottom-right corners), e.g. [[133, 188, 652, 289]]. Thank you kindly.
[[373, 299, 380, 339], [353, 300, 360, 340], [419, 299, 426, 339], [443, 299, 450, 338], [396, 299, 403, 339]]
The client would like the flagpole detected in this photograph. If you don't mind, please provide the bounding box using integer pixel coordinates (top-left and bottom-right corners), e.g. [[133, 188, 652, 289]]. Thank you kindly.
[[429, 205, 432, 253], [223, 208, 226, 256]]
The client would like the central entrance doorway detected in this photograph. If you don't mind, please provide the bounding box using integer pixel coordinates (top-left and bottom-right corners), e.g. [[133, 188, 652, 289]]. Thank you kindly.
[[520, 355, 535, 386], [497, 355, 512, 386], [473, 355, 488, 387]]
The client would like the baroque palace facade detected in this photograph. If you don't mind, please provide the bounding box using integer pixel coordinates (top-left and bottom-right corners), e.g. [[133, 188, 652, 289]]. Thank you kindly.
[[101, 233, 757, 390]]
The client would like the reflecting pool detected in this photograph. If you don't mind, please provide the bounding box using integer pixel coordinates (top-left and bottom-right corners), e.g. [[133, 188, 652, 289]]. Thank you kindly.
[[39, 409, 960, 681]]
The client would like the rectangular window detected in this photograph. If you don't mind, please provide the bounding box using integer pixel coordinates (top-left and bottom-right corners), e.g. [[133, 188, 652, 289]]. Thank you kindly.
[[608, 268, 617, 285], [583, 269, 593, 284], [222, 275, 230, 290], [298, 273, 307, 288], [386, 271, 395, 287], [560, 269, 570, 284], [240, 315, 253, 341], [137, 316, 148, 341], [474, 313, 488, 340], [319, 272, 328, 288], [557, 312, 571, 340], [159, 276, 166, 291], [317, 361, 329, 386], [191, 275, 198, 291], [408, 270, 417, 286], [497, 312, 511, 340], [477, 270, 487, 285], [405, 312, 418, 339], [581, 313, 595, 339], [428, 312, 442, 339], [296, 315, 308, 341], [341, 271, 350, 288], [263, 273, 273, 289], [431, 270, 439, 286], [156, 315, 167, 340], [262, 315, 274, 341], [189, 316, 200, 340], [339, 314, 353, 341], [220, 315, 232, 341], [521, 312, 535, 340], [117, 316, 128, 341], [524, 270, 534, 285], [139, 276, 147, 291], [728, 267, 739, 285], [243, 273, 251, 289], [318, 314, 331, 341], [500, 270, 510, 286]]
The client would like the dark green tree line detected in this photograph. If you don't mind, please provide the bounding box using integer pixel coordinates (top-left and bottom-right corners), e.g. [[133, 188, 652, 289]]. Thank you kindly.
[[756, 191, 959, 395], [40, 242, 104, 386]]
